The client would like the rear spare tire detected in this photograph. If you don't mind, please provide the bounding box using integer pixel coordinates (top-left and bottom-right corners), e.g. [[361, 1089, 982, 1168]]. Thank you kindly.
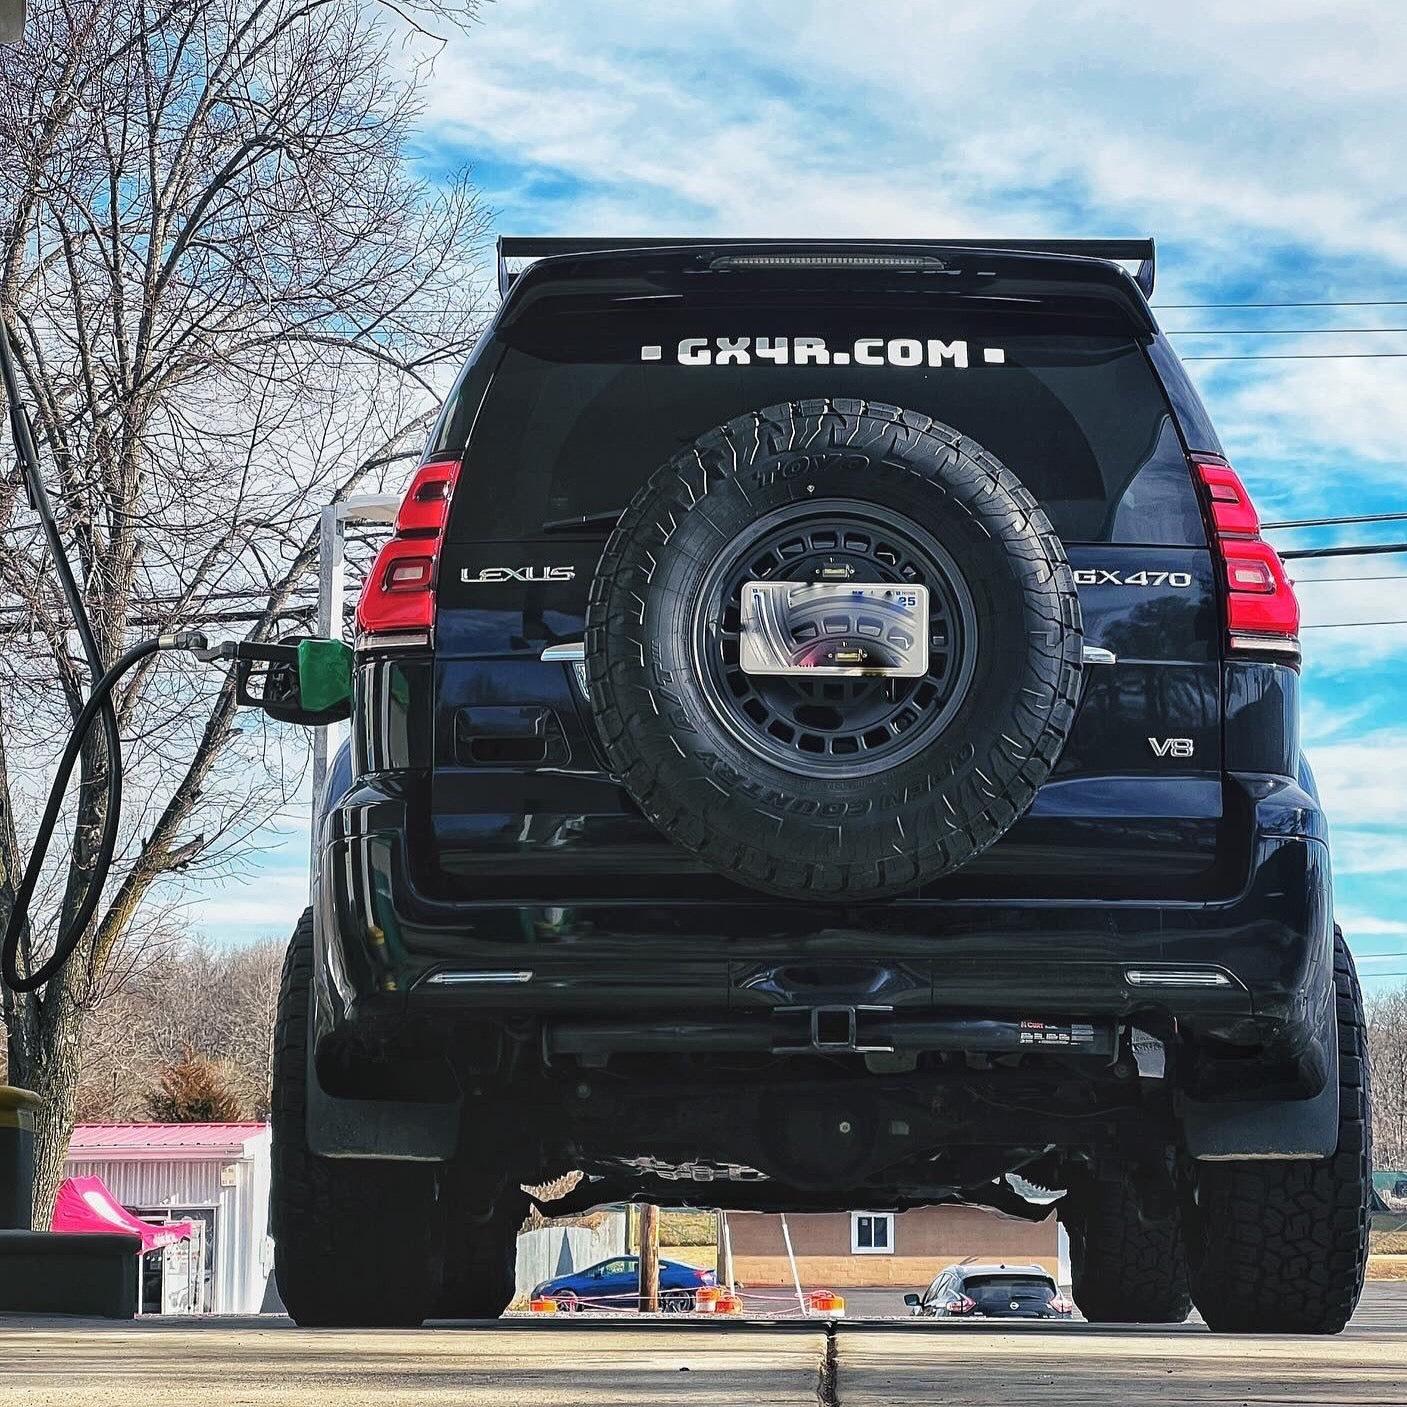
[[586, 399, 1083, 900]]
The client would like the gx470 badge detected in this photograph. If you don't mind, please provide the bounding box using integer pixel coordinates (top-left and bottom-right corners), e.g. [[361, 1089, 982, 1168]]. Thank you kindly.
[[1074, 569, 1193, 587]]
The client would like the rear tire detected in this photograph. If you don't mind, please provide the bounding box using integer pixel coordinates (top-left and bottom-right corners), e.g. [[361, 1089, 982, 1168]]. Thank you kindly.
[[1061, 1176, 1192, 1324], [436, 1190, 527, 1319], [271, 908, 444, 1327], [1187, 927, 1371, 1334]]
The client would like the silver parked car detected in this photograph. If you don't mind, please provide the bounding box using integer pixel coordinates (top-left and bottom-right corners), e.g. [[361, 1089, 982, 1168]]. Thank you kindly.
[[905, 1263, 1073, 1319]]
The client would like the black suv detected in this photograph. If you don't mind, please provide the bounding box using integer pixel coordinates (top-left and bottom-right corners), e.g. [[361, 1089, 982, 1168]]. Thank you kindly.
[[267, 239, 1370, 1333]]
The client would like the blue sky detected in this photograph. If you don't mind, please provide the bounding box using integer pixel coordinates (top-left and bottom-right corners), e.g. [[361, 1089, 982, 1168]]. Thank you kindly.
[[191, 0, 1407, 989]]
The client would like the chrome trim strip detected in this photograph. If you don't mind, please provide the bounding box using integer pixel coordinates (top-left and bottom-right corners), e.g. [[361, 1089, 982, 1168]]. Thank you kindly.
[[1125, 966, 1233, 989], [1081, 645, 1117, 666], [423, 969, 535, 987], [1228, 633, 1302, 657], [356, 628, 433, 652], [541, 642, 586, 662]]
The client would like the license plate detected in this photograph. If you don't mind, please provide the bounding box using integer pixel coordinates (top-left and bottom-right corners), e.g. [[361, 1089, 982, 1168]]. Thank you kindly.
[[739, 581, 929, 677]]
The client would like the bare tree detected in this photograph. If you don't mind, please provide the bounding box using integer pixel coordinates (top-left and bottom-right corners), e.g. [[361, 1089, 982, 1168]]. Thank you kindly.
[[73, 931, 284, 1121], [0, 0, 489, 1223], [1367, 985, 1407, 1171]]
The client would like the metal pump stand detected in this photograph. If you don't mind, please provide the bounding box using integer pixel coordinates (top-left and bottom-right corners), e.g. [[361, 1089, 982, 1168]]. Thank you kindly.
[[309, 496, 398, 864]]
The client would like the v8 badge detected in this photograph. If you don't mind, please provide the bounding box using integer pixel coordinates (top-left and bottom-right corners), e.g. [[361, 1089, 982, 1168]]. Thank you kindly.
[[1149, 737, 1195, 759]]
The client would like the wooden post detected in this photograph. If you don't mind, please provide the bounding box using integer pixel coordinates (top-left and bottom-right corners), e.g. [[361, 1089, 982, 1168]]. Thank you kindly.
[[638, 1203, 660, 1312]]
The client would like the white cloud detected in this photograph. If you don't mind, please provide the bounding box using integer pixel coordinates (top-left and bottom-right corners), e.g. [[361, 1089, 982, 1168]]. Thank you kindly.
[[1308, 732, 1407, 827], [1330, 831, 1407, 877], [419, 1, 1407, 271], [179, 863, 309, 941], [1338, 914, 1407, 939]]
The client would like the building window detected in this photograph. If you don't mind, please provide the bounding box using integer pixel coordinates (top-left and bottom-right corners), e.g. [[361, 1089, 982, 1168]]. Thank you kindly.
[[851, 1211, 895, 1254]]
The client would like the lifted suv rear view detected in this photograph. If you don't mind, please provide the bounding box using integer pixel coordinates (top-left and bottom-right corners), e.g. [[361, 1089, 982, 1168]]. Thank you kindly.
[[267, 238, 1370, 1332]]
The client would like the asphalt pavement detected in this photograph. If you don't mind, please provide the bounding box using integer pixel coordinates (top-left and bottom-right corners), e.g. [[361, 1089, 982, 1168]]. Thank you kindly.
[[1, 1282, 1402, 1406]]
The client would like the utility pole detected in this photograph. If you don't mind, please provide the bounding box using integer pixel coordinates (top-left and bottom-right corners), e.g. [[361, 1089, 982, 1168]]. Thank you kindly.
[[638, 1203, 660, 1312]]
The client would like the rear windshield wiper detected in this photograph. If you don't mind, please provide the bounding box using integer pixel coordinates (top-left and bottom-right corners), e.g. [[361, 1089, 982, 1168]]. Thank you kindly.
[[541, 510, 624, 534]]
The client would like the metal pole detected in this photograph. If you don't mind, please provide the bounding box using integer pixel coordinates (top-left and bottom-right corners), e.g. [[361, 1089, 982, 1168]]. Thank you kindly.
[[305, 494, 398, 881], [779, 1214, 807, 1317], [309, 503, 345, 872], [720, 1210, 734, 1293]]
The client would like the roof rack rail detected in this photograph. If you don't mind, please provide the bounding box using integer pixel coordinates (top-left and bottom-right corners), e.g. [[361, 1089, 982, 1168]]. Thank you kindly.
[[495, 236, 1155, 299]]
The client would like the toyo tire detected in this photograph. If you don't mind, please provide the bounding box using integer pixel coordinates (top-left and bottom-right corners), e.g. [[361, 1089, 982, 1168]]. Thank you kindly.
[[271, 908, 445, 1327], [436, 1189, 528, 1320], [1060, 1176, 1192, 1324], [1186, 927, 1372, 1334], [586, 399, 1083, 900]]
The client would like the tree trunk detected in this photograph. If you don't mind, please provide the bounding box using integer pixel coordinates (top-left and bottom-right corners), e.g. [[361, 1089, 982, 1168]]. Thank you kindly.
[[8, 994, 84, 1229]]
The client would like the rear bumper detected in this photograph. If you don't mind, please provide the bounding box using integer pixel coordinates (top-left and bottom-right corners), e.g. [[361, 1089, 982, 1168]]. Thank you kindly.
[[314, 774, 1333, 1083]]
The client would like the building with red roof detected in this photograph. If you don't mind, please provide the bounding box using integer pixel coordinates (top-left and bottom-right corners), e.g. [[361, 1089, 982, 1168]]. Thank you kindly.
[[64, 1122, 272, 1314]]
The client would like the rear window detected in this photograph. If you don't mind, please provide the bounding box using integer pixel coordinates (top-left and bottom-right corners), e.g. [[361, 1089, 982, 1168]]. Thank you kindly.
[[964, 1274, 1057, 1302], [442, 298, 1204, 546]]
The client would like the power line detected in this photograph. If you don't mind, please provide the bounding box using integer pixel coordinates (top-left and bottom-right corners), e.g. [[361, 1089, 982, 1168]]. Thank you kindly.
[[1155, 300, 1407, 309], [1281, 543, 1407, 561], [1169, 327, 1407, 335], [1302, 619, 1407, 629], [1265, 512, 1407, 530], [1292, 573, 1407, 584], [1183, 352, 1407, 361]]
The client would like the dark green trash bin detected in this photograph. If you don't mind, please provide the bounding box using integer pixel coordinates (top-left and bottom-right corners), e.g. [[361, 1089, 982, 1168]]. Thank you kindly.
[[0, 1085, 40, 1231], [0, 1229, 142, 1317]]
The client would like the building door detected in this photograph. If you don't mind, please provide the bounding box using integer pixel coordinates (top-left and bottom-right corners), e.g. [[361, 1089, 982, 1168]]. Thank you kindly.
[[135, 1206, 217, 1313]]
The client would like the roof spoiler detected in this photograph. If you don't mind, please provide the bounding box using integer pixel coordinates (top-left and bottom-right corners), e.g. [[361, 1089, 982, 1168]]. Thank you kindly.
[[496, 236, 1156, 300]]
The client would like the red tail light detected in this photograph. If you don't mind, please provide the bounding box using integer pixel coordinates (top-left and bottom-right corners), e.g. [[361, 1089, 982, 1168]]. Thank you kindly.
[[1193, 456, 1300, 660], [949, 1293, 976, 1315], [356, 457, 461, 646], [1050, 1293, 1074, 1315]]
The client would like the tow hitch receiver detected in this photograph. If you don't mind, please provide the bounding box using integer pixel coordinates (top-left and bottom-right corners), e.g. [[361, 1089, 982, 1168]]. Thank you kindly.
[[543, 1011, 1117, 1059]]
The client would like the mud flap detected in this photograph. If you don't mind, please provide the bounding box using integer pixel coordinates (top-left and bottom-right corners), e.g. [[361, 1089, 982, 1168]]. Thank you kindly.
[[1182, 991, 1339, 1161], [304, 996, 459, 1162]]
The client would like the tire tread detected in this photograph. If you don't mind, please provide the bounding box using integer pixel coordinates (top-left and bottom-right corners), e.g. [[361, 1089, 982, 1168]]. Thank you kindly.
[[1188, 926, 1371, 1334]]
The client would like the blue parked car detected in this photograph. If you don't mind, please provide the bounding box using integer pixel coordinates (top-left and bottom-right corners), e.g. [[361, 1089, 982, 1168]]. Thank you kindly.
[[533, 1256, 715, 1312]]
